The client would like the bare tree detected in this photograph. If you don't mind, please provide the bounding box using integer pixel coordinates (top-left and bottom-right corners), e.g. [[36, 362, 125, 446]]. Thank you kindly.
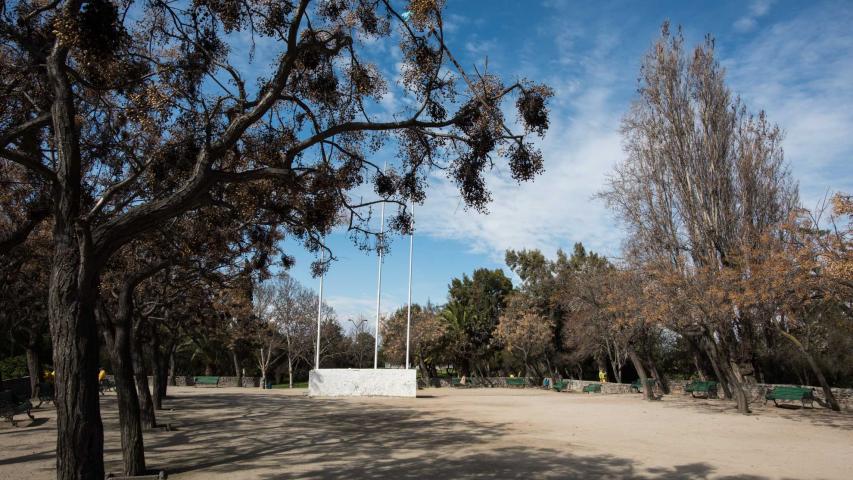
[[273, 276, 317, 388], [600, 23, 798, 414]]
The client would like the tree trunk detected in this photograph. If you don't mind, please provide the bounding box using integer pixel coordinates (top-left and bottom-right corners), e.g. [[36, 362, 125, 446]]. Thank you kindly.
[[48, 251, 105, 480], [150, 336, 165, 410], [777, 328, 840, 411], [646, 356, 670, 394], [692, 349, 707, 381], [26, 344, 39, 399], [151, 363, 163, 411], [702, 338, 732, 399], [287, 355, 294, 389], [168, 349, 177, 387], [627, 346, 654, 401], [704, 335, 749, 413], [157, 360, 168, 401], [102, 323, 146, 476], [132, 331, 156, 429], [232, 349, 242, 388]]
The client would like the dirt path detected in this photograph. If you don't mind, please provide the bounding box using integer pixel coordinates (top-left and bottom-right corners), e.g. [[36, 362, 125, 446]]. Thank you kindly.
[[1, 387, 851, 479]]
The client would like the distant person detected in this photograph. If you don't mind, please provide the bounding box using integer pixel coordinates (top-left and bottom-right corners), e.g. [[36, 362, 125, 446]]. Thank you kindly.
[[460, 375, 467, 385], [98, 368, 107, 383], [598, 369, 607, 383]]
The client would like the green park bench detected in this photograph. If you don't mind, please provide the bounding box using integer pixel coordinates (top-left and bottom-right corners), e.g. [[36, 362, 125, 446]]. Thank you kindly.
[[552, 380, 569, 392], [765, 386, 815, 408], [686, 380, 718, 398], [193, 376, 221, 387], [506, 378, 527, 387], [582, 383, 602, 393], [1, 390, 35, 426], [630, 378, 656, 393]]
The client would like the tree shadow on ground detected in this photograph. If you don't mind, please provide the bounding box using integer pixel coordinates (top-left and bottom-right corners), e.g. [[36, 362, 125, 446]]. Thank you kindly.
[[98, 392, 775, 480]]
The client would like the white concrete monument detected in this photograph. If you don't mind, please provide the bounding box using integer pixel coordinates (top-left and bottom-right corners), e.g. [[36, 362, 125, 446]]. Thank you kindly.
[[308, 368, 417, 397], [309, 170, 419, 398]]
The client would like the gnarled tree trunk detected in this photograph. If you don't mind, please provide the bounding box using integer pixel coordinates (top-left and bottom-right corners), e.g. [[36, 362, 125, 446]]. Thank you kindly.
[[49, 241, 105, 480], [627, 346, 654, 401], [26, 342, 40, 400], [132, 325, 156, 429], [101, 317, 146, 476], [777, 328, 840, 411], [47, 42, 105, 480], [704, 334, 749, 413]]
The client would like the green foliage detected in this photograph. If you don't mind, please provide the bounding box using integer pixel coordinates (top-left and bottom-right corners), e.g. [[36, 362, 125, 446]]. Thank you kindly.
[[0, 354, 29, 379], [442, 268, 513, 373]]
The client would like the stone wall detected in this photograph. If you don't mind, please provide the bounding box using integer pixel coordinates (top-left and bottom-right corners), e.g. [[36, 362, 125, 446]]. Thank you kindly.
[[422, 377, 634, 393], [103, 375, 261, 388], [309, 368, 417, 397], [171, 375, 259, 388]]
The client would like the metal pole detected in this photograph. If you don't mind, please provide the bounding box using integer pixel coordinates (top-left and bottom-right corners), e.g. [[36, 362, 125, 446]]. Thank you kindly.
[[405, 200, 414, 370], [374, 198, 385, 369], [315, 250, 324, 370]]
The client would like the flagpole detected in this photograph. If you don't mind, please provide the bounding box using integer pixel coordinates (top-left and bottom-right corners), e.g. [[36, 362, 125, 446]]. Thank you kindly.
[[315, 248, 325, 370], [374, 165, 386, 369], [405, 200, 414, 370]]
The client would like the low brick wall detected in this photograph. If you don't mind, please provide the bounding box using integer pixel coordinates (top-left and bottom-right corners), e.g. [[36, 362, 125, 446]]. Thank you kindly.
[[422, 377, 536, 388], [103, 375, 260, 388], [422, 377, 630, 392], [174, 375, 259, 388]]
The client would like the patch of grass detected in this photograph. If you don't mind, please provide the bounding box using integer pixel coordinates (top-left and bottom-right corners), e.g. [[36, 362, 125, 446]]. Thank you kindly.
[[270, 382, 308, 389]]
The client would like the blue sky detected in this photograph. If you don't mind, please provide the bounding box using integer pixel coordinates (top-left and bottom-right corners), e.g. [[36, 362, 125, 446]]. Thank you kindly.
[[274, 0, 853, 324]]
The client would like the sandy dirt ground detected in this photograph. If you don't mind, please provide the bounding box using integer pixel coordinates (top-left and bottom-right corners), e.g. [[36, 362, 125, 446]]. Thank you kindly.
[[1, 386, 851, 479]]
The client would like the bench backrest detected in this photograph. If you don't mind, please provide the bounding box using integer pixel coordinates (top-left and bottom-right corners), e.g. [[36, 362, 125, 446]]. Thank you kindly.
[[194, 376, 220, 384], [693, 381, 717, 390], [770, 386, 812, 398]]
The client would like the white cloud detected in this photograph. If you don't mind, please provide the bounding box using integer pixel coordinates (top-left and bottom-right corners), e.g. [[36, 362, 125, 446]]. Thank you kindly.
[[724, 3, 853, 206], [411, 16, 628, 262], [416, 105, 623, 263], [733, 0, 776, 32]]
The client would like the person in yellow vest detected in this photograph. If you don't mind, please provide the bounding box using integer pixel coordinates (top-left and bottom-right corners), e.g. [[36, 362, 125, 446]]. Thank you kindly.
[[598, 369, 607, 383], [98, 368, 107, 383]]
